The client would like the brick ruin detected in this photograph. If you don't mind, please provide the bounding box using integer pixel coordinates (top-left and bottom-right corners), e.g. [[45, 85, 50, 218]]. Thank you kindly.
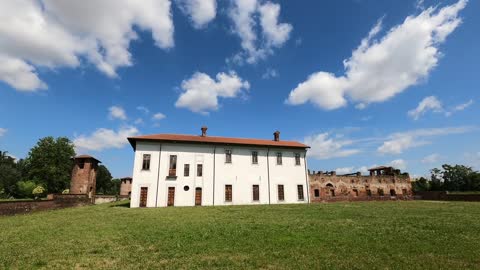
[[70, 155, 100, 202], [309, 166, 412, 202], [120, 177, 132, 197]]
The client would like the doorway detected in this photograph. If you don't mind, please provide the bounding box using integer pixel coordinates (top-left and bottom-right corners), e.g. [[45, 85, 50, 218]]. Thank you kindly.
[[167, 187, 175, 206], [195, 187, 202, 206], [139, 187, 148, 207]]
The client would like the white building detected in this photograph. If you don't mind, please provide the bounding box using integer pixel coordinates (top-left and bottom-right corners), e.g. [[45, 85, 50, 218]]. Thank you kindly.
[[127, 127, 310, 207]]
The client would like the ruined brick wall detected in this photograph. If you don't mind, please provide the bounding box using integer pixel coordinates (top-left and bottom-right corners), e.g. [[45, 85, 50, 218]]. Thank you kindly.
[[70, 159, 97, 198], [119, 179, 132, 196], [0, 194, 91, 216], [309, 172, 412, 202]]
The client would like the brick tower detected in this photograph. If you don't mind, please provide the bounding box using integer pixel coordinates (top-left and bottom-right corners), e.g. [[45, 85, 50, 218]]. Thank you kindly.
[[70, 155, 100, 201], [120, 177, 133, 197]]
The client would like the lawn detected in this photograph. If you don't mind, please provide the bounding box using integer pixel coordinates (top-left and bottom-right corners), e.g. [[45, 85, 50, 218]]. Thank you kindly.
[[1, 201, 480, 269]]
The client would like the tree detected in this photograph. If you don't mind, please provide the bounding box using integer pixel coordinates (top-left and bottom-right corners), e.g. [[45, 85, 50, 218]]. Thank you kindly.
[[96, 165, 113, 195], [25, 137, 75, 193], [427, 164, 480, 192], [0, 151, 20, 197], [412, 177, 429, 192]]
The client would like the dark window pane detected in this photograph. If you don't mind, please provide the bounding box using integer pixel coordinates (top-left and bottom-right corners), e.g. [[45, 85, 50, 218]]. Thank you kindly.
[[297, 185, 304, 200], [184, 164, 190, 177], [253, 185, 259, 201], [225, 149, 232, 163], [142, 154, 151, 170], [197, 164, 203, 177], [278, 185, 284, 201], [225, 185, 232, 202]]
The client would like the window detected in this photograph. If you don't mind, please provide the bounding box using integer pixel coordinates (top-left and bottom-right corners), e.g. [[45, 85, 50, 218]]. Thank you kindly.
[[142, 154, 151, 170], [184, 185, 190, 191], [390, 189, 396, 196], [78, 160, 85, 169], [252, 151, 258, 164], [252, 185, 259, 201], [314, 189, 320, 197], [184, 164, 190, 177], [225, 185, 232, 202], [225, 149, 232, 163], [278, 185, 285, 201], [295, 153, 301, 166], [276, 152, 282, 165], [378, 188, 384, 196], [168, 155, 177, 176], [197, 164, 203, 177], [366, 189, 372, 197], [297, 185, 304, 201], [353, 189, 359, 197]]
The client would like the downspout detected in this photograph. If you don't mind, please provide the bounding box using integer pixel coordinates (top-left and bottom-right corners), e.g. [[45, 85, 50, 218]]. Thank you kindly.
[[303, 150, 310, 204], [267, 147, 271, 205], [155, 144, 162, 207], [212, 146, 216, 206]]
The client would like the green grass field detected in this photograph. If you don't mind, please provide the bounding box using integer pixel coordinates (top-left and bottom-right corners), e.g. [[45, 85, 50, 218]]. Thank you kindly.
[[1, 201, 479, 269]]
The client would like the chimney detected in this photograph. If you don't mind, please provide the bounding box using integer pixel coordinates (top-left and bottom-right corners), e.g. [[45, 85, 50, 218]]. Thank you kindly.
[[273, 130, 280, 141], [201, 126, 208, 137]]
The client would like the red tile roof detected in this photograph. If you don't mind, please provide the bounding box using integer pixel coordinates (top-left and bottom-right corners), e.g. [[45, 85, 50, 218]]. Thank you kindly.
[[128, 134, 309, 149]]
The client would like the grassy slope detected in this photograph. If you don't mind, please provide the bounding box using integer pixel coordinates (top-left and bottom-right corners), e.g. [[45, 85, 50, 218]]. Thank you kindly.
[[1, 201, 479, 270]]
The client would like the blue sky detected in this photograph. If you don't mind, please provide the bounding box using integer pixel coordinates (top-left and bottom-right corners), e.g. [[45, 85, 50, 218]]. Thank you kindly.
[[0, 0, 479, 178]]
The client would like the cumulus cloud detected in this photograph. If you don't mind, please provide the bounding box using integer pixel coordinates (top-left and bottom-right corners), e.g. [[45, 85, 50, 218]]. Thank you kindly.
[[422, 153, 440, 164], [152, 113, 166, 120], [0, 0, 174, 91], [286, 0, 467, 109], [228, 0, 292, 64], [378, 126, 473, 154], [73, 126, 138, 151], [389, 159, 407, 170], [176, 0, 216, 29], [304, 133, 360, 160], [175, 71, 250, 114], [408, 96, 443, 120], [335, 167, 355, 175], [108, 106, 127, 120], [0, 128, 7, 137], [262, 68, 278, 79]]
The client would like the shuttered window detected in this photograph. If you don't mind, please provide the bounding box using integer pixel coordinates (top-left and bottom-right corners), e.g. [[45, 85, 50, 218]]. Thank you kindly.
[[252, 185, 259, 201], [278, 185, 284, 201], [142, 154, 151, 170], [225, 185, 232, 202], [297, 185, 304, 201]]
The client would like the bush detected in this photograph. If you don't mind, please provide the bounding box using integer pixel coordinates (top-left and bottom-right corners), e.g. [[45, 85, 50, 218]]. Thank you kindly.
[[62, 189, 70, 194], [16, 180, 37, 199], [32, 186, 46, 199]]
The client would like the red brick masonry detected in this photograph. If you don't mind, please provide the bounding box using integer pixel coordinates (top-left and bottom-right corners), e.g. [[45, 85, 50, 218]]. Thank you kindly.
[[0, 194, 91, 216]]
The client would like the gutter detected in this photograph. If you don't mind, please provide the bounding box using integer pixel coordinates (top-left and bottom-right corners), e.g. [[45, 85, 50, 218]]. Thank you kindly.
[[267, 147, 271, 205], [155, 144, 162, 207]]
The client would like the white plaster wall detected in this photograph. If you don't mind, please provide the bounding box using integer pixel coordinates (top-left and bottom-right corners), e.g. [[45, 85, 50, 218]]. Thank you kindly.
[[130, 141, 308, 208]]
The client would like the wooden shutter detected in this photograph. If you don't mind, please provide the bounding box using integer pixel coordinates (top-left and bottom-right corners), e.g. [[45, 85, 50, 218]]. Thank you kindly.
[[195, 188, 202, 206], [225, 185, 232, 202], [139, 187, 148, 207], [167, 187, 175, 206]]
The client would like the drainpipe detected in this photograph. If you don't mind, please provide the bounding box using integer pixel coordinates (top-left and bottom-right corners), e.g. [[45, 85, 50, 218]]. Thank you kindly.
[[212, 146, 216, 206], [303, 150, 310, 204], [155, 144, 162, 207], [267, 147, 271, 205]]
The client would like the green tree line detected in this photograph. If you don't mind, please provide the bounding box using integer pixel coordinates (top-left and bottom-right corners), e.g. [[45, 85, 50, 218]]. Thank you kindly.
[[0, 136, 120, 199], [412, 164, 480, 192]]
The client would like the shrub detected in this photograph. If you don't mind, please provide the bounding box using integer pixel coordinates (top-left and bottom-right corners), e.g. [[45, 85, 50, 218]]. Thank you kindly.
[[32, 186, 46, 200], [62, 189, 70, 194], [16, 180, 37, 199]]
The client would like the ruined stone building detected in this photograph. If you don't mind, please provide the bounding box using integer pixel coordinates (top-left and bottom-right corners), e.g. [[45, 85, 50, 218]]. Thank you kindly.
[[120, 177, 132, 196], [309, 166, 412, 202], [70, 155, 100, 202]]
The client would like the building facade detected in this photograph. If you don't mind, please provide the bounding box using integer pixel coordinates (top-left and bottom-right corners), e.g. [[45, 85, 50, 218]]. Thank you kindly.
[[309, 166, 412, 202], [128, 127, 310, 208]]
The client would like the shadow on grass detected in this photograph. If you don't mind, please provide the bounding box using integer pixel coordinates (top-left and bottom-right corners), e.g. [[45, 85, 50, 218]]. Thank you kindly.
[[110, 200, 131, 208]]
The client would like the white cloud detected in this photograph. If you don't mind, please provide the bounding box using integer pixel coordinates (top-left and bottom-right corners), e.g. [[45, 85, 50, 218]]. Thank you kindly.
[[286, 0, 467, 109], [175, 71, 250, 114], [136, 106, 150, 114], [73, 126, 138, 152], [176, 0, 216, 29], [228, 0, 292, 64], [335, 167, 355, 175], [134, 118, 144, 125], [422, 153, 440, 164], [152, 113, 166, 120], [304, 133, 360, 160], [408, 96, 443, 120], [389, 159, 407, 170], [378, 126, 473, 154], [108, 106, 127, 120], [0, 128, 7, 137], [446, 99, 474, 116], [262, 68, 278, 79], [0, 0, 174, 91]]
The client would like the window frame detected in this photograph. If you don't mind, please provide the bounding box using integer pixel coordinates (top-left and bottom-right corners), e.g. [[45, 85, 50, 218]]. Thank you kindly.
[[276, 152, 282, 165], [197, 164, 203, 177], [225, 184, 232, 202], [297, 185, 304, 201], [168, 155, 177, 177], [294, 153, 301, 166], [225, 149, 232, 164], [251, 151, 258, 164], [277, 184, 285, 201], [314, 189, 320, 198], [252, 185, 260, 202], [184, 164, 190, 177], [142, 154, 151, 171]]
